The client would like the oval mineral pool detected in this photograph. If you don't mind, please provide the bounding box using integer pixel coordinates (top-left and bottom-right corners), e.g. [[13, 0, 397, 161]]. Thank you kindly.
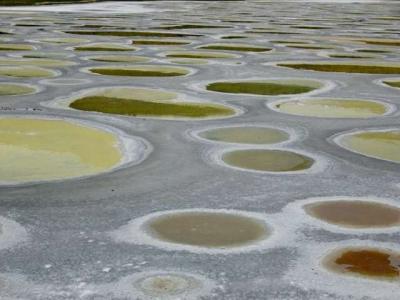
[[87, 55, 150, 63], [68, 87, 235, 119], [323, 247, 400, 280], [222, 149, 314, 172], [39, 37, 90, 44], [0, 83, 37, 96], [0, 43, 34, 51], [0, 66, 57, 78], [132, 39, 192, 46], [87, 65, 190, 77], [304, 200, 400, 228], [383, 80, 400, 89], [276, 61, 400, 74], [272, 98, 389, 118], [0, 58, 76, 67], [165, 51, 238, 59], [198, 43, 271, 52], [144, 211, 269, 248], [198, 126, 289, 145], [206, 80, 322, 96], [135, 273, 202, 297], [0, 117, 130, 184], [335, 130, 400, 163], [74, 43, 136, 51]]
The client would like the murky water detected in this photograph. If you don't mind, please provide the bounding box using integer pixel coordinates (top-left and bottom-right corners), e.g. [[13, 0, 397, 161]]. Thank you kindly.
[[324, 247, 400, 280], [222, 149, 314, 172], [304, 200, 400, 228], [199, 126, 289, 144], [145, 211, 269, 248], [338, 130, 400, 163]]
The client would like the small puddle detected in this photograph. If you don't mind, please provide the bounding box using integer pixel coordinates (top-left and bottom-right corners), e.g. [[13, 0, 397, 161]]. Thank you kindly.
[[136, 273, 201, 297], [222, 149, 314, 172], [324, 247, 400, 280]]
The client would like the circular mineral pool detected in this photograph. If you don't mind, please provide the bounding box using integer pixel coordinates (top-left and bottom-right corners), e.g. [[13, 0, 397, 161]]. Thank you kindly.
[[222, 149, 314, 172], [198, 126, 289, 144], [144, 211, 270, 248], [0, 83, 37, 96], [335, 129, 400, 163], [0, 117, 131, 184], [206, 79, 322, 96], [272, 98, 389, 118], [87, 65, 191, 77], [304, 199, 400, 228]]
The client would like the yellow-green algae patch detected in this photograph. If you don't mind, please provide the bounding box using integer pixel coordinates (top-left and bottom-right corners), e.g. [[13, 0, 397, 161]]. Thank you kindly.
[[198, 43, 271, 52], [277, 61, 400, 74], [74, 43, 136, 52], [169, 58, 208, 65], [285, 44, 335, 50], [273, 99, 388, 118], [355, 38, 400, 47], [199, 126, 289, 144], [0, 57, 75, 67], [68, 87, 234, 119], [0, 117, 122, 183], [87, 65, 191, 77], [132, 39, 192, 46], [0, 66, 56, 78], [206, 80, 321, 96], [65, 30, 202, 38], [0, 83, 37, 96], [39, 37, 90, 44], [328, 53, 376, 59], [145, 211, 269, 248], [337, 130, 400, 163], [383, 80, 400, 89], [222, 149, 314, 172], [87, 55, 150, 63], [165, 51, 238, 59], [0, 44, 34, 51]]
